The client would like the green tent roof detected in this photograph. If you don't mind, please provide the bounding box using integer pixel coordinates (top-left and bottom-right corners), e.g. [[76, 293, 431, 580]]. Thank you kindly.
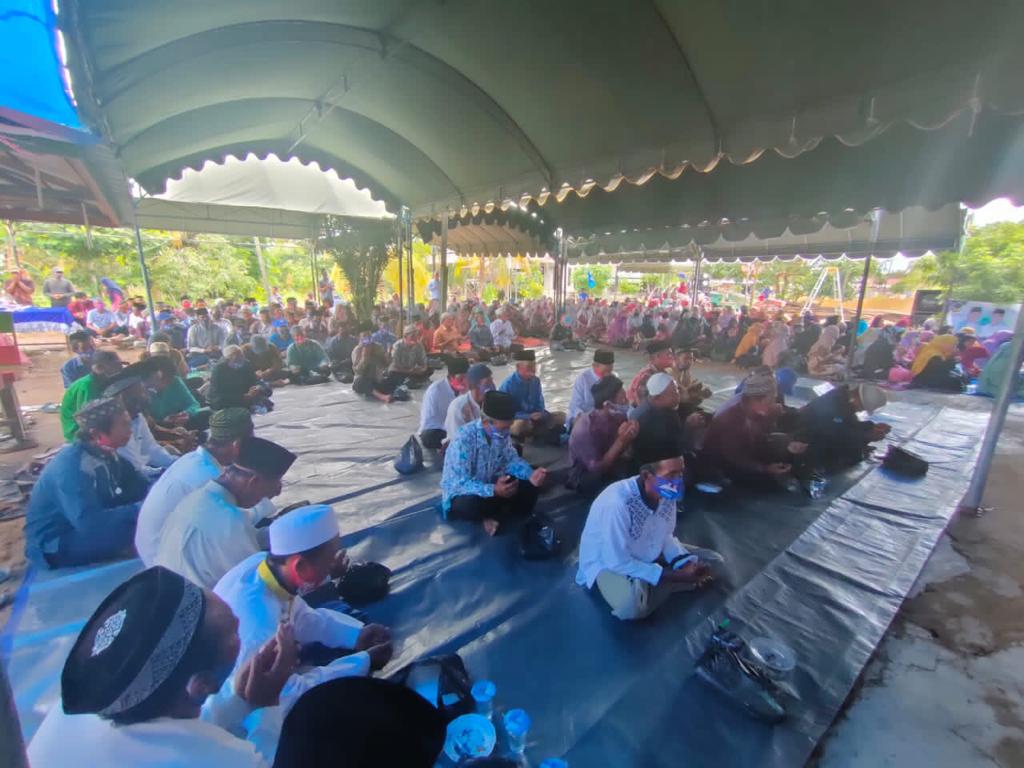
[[65, 0, 1024, 217]]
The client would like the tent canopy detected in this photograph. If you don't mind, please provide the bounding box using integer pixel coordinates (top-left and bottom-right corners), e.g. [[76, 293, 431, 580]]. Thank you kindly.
[[416, 206, 553, 256], [568, 205, 963, 264], [157, 154, 393, 219], [64, 0, 1024, 217]]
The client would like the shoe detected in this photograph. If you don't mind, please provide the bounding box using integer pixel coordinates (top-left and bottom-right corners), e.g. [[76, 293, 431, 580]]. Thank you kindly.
[[392, 385, 412, 402]]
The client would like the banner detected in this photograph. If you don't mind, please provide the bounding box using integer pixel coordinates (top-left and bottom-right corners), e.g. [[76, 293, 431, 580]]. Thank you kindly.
[[946, 300, 1020, 338]]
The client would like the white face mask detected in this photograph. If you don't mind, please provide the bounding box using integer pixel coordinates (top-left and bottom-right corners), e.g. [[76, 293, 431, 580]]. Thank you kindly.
[[297, 573, 332, 596]]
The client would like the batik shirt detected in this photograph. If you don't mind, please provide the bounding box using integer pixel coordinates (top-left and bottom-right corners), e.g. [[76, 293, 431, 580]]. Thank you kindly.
[[440, 419, 532, 513]]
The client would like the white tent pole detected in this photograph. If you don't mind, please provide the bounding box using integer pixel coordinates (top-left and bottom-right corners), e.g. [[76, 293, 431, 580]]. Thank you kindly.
[[959, 304, 1024, 514], [132, 221, 158, 328], [440, 215, 449, 313], [253, 236, 271, 301], [844, 253, 873, 382]]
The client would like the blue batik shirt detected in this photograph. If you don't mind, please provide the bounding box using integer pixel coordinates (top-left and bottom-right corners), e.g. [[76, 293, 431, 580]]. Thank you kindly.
[[440, 419, 533, 514]]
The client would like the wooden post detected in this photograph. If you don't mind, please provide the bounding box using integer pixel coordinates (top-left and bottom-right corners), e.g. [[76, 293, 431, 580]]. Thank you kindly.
[[4, 221, 18, 270]]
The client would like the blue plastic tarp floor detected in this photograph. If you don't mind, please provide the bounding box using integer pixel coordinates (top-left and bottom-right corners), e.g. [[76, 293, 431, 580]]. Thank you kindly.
[[1, 348, 990, 767]]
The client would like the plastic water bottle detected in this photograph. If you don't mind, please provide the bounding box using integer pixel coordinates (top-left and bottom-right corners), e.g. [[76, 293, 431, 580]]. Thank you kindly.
[[471, 680, 497, 719], [808, 473, 827, 499], [503, 709, 531, 756], [966, 381, 978, 395]]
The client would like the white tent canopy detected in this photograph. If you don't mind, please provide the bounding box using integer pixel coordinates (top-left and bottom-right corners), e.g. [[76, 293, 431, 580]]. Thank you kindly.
[[156, 154, 394, 219]]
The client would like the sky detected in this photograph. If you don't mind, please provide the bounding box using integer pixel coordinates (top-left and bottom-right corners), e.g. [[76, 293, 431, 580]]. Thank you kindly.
[[969, 197, 1024, 226]]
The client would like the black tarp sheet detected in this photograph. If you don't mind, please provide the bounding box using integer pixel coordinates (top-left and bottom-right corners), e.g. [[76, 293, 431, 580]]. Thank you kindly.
[[1, 349, 988, 767]]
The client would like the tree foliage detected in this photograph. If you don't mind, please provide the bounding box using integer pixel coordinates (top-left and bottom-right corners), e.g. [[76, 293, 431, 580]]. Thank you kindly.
[[319, 216, 394, 321], [899, 221, 1024, 303]]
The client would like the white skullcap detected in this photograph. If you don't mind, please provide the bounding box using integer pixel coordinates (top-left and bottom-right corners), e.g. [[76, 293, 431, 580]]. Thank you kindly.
[[646, 372, 675, 397], [270, 504, 339, 556], [857, 383, 887, 414]]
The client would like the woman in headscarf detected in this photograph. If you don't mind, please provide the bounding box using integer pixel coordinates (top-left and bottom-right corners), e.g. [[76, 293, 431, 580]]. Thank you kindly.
[[852, 315, 885, 368], [959, 331, 991, 378], [983, 330, 1013, 357], [895, 329, 927, 366], [910, 334, 963, 391], [760, 321, 790, 368], [732, 321, 764, 367], [977, 334, 1023, 398], [711, 318, 741, 361], [586, 306, 607, 342], [807, 324, 846, 378], [861, 327, 898, 380], [606, 308, 630, 347], [100, 277, 125, 311]]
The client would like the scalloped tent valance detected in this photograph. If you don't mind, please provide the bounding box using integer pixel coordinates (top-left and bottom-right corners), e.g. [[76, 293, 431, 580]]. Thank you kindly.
[[63, 0, 1024, 217], [567, 205, 963, 264], [415, 207, 554, 256]]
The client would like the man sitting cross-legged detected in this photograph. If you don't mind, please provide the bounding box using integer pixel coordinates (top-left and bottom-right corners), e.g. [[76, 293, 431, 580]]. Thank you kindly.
[[154, 437, 296, 589], [568, 374, 638, 495], [576, 455, 716, 621], [210, 505, 393, 748], [441, 390, 547, 536], [498, 349, 566, 444], [25, 398, 149, 569]]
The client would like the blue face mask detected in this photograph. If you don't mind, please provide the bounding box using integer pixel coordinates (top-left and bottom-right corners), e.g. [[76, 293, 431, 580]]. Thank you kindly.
[[485, 423, 510, 442], [610, 402, 629, 415], [654, 476, 683, 501]]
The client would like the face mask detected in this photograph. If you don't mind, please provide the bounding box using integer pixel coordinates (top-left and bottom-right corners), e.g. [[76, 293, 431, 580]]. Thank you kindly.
[[228, 360, 245, 369], [610, 403, 629, 415], [360, 338, 371, 346], [654, 476, 683, 501], [485, 423, 511, 442]]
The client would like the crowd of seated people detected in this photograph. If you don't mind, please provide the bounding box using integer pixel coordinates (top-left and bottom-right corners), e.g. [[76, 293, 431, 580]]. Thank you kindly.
[[22, 279, 1014, 767]]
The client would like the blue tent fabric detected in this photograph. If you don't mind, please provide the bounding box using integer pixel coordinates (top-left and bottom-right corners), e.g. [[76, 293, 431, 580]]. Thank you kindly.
[[0, 0, 81, 128]]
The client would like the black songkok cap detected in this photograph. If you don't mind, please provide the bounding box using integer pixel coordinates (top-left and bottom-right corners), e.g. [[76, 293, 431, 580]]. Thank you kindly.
[[235, 436, 297, 477]]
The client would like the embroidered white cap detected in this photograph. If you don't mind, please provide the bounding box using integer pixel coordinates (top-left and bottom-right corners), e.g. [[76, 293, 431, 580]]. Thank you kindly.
[[270, 504, 340, 556]]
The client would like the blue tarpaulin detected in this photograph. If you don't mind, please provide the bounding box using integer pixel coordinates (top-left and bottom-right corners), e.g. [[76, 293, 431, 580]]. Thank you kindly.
[[0, 0, 81, 128]]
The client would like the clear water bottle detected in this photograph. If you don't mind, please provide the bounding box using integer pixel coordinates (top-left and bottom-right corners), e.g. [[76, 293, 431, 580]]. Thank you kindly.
[[808, 474, 827, 499], [503, 708, 531, 756], [471, 680, 497, 719]]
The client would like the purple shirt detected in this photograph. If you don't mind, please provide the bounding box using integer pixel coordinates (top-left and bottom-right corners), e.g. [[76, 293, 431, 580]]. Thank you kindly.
[[569, 408, 626, 474]]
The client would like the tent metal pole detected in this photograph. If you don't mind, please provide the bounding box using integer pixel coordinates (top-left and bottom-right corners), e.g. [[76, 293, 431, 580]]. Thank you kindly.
[[396, 219, 405, 328], [959, 304, 1024, 514], [0, 656, 28, 768], [132, 222, 158, 328], [253, 236, 271, 301], [440, 215, 449, 313], [308, 241, 319, 304], [844, 253, 872, 382]]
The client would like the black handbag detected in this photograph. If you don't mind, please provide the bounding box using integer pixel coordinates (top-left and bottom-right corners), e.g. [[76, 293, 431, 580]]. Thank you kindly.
[[882, 446, 929, 478], [389, 653, 474, 723], [337, 562, 392, 605], [394, 435, 424, 474], [520, 512, 562, 560]]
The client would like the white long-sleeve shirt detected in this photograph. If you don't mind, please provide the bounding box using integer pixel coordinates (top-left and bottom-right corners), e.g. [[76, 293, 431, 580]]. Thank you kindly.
[[419, 377, 457, 433], [118, 414, 176, 477], [567, 367, 600, 425], [154, 480, 261, 589], [489, 318, 515, 348], [576, 476, 688, 588], [444, 391, 482, 441], [28, 692, 266, 768], [210, 552, 369, 751], [136, 447, 275, 566]]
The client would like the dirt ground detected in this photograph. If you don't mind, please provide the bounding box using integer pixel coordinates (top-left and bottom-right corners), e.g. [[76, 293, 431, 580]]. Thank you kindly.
[[0, 338, 142, 624]]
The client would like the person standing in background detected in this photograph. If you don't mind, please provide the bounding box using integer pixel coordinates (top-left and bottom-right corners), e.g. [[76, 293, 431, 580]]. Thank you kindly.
[[42, 267, 74, 307]]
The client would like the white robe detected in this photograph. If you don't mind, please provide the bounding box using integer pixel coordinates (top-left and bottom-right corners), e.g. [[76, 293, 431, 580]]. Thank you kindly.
[[418, 377, 457, 433], [576, 476, 688, 588], [567, 367, 600, 425], [28, 694, 266, 768], [444, 391, 482, 441], [210, 552, 369, 751], [135, 447, 274, 566], [489, 318, 515, 348], [118, 414, 176, 477], [154, 480, 261, 589]]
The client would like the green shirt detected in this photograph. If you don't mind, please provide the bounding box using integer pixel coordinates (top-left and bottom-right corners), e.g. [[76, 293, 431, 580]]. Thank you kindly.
[[286, 340, 327, 373], [60, 373, 104, 441], [149, 376, 201, 421]]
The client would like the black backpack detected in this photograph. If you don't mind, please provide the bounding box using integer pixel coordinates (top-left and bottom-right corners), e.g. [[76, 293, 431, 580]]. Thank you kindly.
[[520, 512, 562, 560], [337, 562, 392, 605], [882, 446, 929, 478], [394, 435, 424, 474]]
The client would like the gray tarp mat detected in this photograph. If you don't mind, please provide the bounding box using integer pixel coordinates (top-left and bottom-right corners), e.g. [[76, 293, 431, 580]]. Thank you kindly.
[[1, 349, 988, 767]]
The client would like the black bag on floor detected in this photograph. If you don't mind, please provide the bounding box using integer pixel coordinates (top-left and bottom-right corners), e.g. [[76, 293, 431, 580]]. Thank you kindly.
[[394, 435, 424, 474], [389, 653, 474, 723], [337, 562, 392, 605], [882, 446, 929, 478], [520, 512, 562, 560]]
